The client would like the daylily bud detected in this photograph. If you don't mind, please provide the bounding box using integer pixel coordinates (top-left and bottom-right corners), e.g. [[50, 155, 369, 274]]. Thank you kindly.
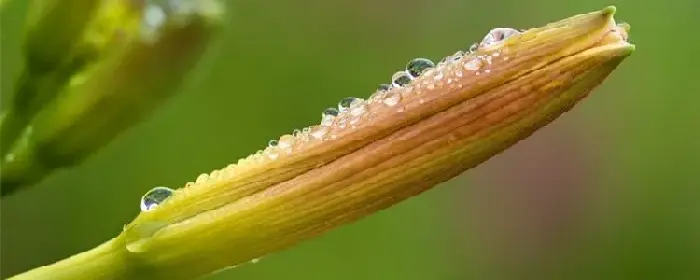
[[114, 6, 633, 280]]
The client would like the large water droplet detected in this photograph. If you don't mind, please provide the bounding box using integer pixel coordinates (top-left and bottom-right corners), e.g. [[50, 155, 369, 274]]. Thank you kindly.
[[391, 71, 413, 87], [140, 186, 175, 211], [338, 98, 359, 112], [406, 58, 435, 77], [480, 28, 520, 48]]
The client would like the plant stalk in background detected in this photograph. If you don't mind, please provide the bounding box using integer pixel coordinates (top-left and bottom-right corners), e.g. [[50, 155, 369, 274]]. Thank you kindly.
[[0, 0, 224, 195], [8, 6, 634, 280]]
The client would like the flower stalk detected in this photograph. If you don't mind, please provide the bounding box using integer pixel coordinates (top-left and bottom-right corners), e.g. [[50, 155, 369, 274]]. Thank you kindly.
[[1, 0, 225, 195], [8, 6, 633, 280]]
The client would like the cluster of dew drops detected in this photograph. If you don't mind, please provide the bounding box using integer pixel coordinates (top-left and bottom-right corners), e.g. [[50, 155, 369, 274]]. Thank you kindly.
[[138, 27, 523, 212]]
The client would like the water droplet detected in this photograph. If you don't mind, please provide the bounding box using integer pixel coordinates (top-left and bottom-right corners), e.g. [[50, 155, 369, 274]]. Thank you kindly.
[[383, 92, 402, 106], [369, 90, 387, 103], [268, 139, 279, 147], [321, 108, 339, 126], [323, 107, 339, 116], [295, 127, 310, 142], [252, 150, 264, 161], [468, 43, 479, 53], [140, 186, 175, 211], [266, 151, 279, 160], [338, 97, 359, 112], [391, 71, 413, 87], [463, 58, 483, 71], [210, 170, 220, 179], [377, 84, 391, 92], [278, 134, 295, 150], [406, 58, 435, 77], [479, 28, 520, 48], [196, 173, 209, 183], [335, 115, 348, 128], [310, 126, 329, 139], [348, 99, 367, 116], [250, 258, 261, 264]]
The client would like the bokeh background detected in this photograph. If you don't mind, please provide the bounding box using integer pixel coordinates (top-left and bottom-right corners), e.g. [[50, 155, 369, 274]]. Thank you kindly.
[[1, 0, 698, 279]]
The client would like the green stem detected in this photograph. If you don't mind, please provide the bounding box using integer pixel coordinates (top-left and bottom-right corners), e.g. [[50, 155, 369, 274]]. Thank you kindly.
[[7, 238, 138, 280]]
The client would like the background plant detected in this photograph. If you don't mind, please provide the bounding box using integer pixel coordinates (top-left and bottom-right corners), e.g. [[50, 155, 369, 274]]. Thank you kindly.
[[1, 1, 699, 280]]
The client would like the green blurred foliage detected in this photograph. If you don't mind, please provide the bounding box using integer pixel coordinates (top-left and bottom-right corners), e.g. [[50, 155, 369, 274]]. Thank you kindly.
[[1, 1, 698, 280]]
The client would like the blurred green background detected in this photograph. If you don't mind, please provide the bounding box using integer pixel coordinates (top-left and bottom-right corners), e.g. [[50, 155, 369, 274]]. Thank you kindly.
[[1, 0, 698, 279]]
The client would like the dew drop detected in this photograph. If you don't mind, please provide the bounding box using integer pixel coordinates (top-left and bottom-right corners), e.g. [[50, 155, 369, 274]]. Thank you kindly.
[[383, 92, 402, 106], [267, 151, 279, 160], [406, 58, 435, 77], [451, 51, 464, 61], [323, 107, 339, 117], [140, 186, 174, 211], [338, 98, 359, 112], [391, 71, 413, 87], [278, 134, 295, 150], [479, 28, 520, 48], [377, 84, 391, 92], [348, 99, 367, 117], [268, 139, 279, 147], [321, 107, 339, 126], [210, 170, 220, 179], [335, 115, 348, 129], [463, 57, 483, 71], [369, 90, 387, 103], [468, 43, 479, 53], [196, 173, 209, 183], [310, 126, 329, 139]]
